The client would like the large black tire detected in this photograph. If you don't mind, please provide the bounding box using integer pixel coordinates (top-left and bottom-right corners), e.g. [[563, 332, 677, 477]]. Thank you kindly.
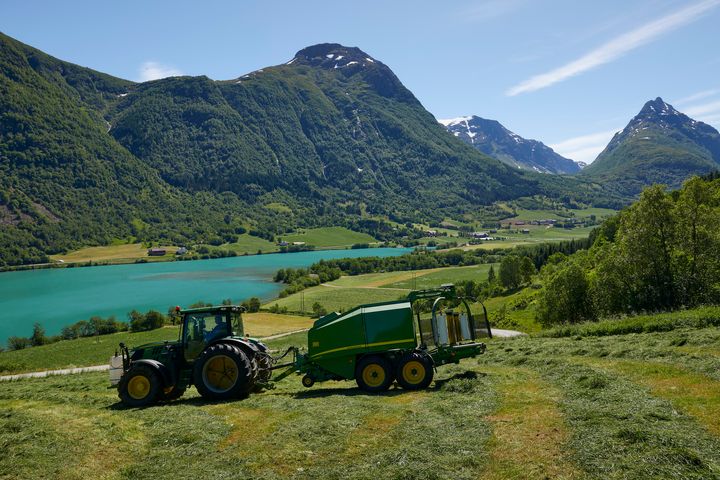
[[118, 365, 161, 407], [396, 351, 434, 390], [194, 343, 254, 400], [355, 355, 394, 393]]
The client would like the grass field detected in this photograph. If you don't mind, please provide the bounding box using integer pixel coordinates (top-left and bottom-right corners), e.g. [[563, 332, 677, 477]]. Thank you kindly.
[[264, 265, 499, 314], [4, 319, 720, 478], [264, 285, 408, 314], [504, 207, 616, 222], [280, 227, 377, 248], [0, 313, 312, 375], [456, 226, 596, 251], [382, 264, 498, 290], [51, 244, 179, 264], [220, 234, 279, 255]]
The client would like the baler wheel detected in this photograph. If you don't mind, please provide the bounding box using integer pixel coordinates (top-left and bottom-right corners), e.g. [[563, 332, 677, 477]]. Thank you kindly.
[[356, 355, 393, 393], [118, 365, 161, 407], [302, 375, 315, 388], [194, 343, 254, 400], [396, 352, 434, 390]]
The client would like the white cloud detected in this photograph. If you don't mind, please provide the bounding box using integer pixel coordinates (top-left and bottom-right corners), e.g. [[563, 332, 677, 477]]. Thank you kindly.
[[506, 0, 720, 96], [684, 100, 720, 118], [138, 61, 183, 82], [549, 128, 620, 164], [673, 88, 720, 106]]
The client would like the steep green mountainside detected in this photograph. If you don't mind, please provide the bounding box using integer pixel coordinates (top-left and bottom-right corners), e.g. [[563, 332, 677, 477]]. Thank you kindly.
[[0, 33, 252, 265], [582, 97, 720, 195], [108, 44, 545, 213]]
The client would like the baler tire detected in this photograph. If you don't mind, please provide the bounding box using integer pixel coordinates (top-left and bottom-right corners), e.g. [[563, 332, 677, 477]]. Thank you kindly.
[[396, 352, 434, 390], [118, 365, 161, 407], [194, 343, 254, 401], [356, 355, 393, 393]]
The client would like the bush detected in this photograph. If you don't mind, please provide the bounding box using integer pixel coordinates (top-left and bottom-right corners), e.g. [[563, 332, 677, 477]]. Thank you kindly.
[[129, 310, 166, 332], [312, 302, 327, 318], [241, 297, 261, 313], [7, 336, 30, 350]]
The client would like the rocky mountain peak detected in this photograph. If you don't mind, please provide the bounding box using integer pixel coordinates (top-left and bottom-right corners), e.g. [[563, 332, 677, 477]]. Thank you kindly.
[[291, 43, 380, 70]]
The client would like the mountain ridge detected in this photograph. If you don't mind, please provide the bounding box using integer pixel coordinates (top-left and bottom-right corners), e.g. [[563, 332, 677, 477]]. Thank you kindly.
[[439, 115, 581, 174]]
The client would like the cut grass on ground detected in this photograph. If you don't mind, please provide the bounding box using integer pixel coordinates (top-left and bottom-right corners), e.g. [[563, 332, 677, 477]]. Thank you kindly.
[[5, 322, 720, 478]]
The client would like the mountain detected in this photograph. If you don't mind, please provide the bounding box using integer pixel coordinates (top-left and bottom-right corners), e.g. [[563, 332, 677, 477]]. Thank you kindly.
[[439, 116, 581, 174], [108, 44, 547, 210], [582, 97, 720, 195], [5, 34, 578, 266]]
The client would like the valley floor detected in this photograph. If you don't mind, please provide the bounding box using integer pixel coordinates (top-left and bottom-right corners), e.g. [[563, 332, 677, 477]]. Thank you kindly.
[[3, 325, 720, 479]]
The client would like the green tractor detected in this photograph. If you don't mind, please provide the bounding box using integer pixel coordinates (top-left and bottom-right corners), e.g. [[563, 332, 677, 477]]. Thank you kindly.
[[110, 305, 272, 407]]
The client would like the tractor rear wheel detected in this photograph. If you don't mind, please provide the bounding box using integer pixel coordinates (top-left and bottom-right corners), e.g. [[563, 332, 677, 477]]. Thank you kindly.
[[396, 351, 434, 390], [118, 365, 161, 407], [194, 343, 254, 400], [356, 355, 393, 393]]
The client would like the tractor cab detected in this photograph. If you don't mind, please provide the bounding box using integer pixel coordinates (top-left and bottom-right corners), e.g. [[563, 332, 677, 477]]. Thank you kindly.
[[177, 305, 245, 361]]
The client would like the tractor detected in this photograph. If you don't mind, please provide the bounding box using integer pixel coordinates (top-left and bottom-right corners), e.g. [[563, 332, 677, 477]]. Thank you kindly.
[[110, 305, 272, 407]]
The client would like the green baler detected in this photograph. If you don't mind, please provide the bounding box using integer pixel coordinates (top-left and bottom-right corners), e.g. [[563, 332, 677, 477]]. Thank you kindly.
[[278, 284, 491, 392]]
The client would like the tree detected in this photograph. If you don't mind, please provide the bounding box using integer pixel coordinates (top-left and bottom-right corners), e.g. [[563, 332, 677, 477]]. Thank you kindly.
[[30, 323, 47, 347], [487, 265, 496, 283], [499, 256, 522, 290], [519, 257, 536, 285], [241, 297, 261, 313], [312, 302, 327, 318], [536, 263, 594, 326]]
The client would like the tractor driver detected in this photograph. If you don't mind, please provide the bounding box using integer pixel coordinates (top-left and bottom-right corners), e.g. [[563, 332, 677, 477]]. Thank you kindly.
[[204, 314, 228, 342]]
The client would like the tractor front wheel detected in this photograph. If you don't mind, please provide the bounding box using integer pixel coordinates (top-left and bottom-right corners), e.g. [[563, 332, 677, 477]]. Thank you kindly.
[[118, 365, 161, 407], [194, 343, 254, 400], [356, 355, 393, 393], [396, 352, 434, 390]]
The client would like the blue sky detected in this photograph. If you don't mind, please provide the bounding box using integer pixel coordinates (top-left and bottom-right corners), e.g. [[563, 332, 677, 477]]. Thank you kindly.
[[2, 0, 719, 163]]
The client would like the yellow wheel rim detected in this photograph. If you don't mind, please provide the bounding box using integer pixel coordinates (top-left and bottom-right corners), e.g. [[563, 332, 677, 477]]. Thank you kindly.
[[362, 363, 386, 388], [127, 375, 151, 400], [202, 355, 239, 393], [302, 376, 314, 387], [402, 360, 426, 385]]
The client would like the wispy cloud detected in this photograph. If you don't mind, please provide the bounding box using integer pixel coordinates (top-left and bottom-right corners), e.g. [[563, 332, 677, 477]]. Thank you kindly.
[[138, 61, 183, 82], [461, 0, 527, 22], [549, 129, 620, 164], [506, 0, 720, 96], [684, 100, 720, 118], [673, 88, 720, 106]]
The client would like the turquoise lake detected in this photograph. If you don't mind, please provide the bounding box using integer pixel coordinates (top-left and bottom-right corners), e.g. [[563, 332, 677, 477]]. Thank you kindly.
[[0, 248, 410, 345]]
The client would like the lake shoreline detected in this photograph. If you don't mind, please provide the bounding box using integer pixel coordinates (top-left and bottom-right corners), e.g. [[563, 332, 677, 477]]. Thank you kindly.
[[0, 244, 399, 274]]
